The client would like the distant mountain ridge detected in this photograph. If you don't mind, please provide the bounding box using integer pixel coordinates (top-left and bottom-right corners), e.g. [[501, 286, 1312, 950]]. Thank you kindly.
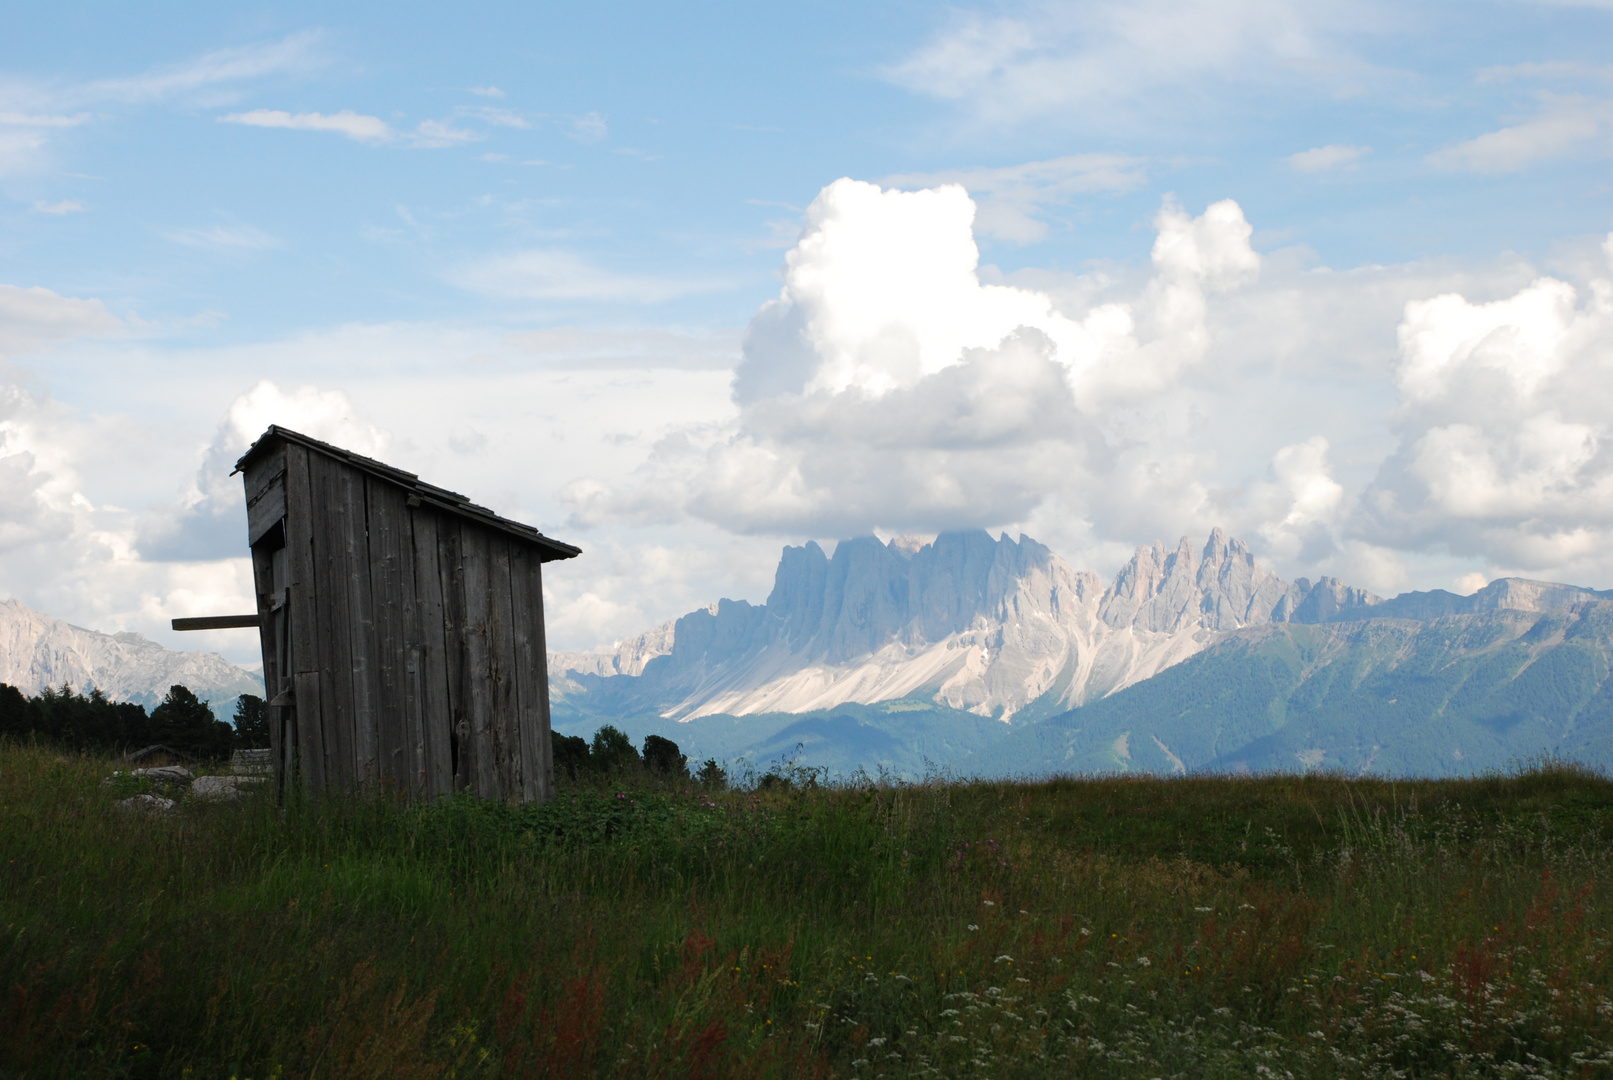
[[972, 592, 1613, 778], [0, 598, 264, 715], [550, 528, 1455, 723], [548, 530, 1613, 777]]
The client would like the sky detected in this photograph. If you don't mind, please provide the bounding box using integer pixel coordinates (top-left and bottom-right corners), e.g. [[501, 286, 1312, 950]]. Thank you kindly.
[[3, 1, 1613, 667]]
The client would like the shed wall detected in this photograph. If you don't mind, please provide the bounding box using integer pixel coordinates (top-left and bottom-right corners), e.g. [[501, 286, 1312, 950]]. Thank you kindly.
[[246, 443, 554, 802]]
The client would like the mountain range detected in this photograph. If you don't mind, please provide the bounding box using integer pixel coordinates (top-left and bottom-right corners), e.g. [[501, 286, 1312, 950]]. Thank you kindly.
[[549, 530, 1613, 778], [0, 598, 264, 717]]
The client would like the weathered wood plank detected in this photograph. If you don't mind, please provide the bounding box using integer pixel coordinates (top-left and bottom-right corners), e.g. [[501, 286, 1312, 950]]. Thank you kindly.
[[507, 543, 546, 801], [458, 524, 499, 800], [243, 443, 285, 505], [437, 520, 472, 793], [309, 452, 357, 791], [365, 479, 412, 792], [249, 530, 282, 796], [341, 472, 379, 788], [487, 537, 520, 798], [410, 509, 453, 798], [532, 562, 556, 802], [282, 443, 325, 795], [247, 483, 286, 546]]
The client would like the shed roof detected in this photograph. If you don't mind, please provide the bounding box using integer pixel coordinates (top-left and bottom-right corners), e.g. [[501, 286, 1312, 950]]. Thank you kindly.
[[235, 425, 582, 562]]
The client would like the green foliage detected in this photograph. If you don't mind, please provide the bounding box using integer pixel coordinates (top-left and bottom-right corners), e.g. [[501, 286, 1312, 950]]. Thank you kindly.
[[552, 725, 692, 782], [232, 693, 269, 749], [696, 757, 729, 790], [4, 742, 1613, 1078], [149, 684, 235, 760], [589, 723, 640, 774], [1, 683, 153, 751], [551, 730, 591, 780], [642, 733, 688, 776]]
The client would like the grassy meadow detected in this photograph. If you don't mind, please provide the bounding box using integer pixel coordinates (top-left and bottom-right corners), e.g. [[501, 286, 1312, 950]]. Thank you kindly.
[[3, 741, 1613, 1079]]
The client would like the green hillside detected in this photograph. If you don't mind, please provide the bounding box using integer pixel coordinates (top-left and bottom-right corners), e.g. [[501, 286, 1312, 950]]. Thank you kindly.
[[971, 603, 1613, 777]]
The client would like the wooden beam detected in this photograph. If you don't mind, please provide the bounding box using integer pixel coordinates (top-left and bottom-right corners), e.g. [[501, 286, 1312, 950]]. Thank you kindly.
[[172, 614, 261, 631]]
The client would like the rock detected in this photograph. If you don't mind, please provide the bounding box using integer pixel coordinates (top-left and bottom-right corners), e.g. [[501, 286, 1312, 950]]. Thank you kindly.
[[117, 794, 174, 815], [132, 765, 194, 785], [191, 774, 267, 802]]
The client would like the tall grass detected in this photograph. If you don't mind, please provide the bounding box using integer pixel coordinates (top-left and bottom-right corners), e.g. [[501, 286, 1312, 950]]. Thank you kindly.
[[2, 742, 1611, 1078]]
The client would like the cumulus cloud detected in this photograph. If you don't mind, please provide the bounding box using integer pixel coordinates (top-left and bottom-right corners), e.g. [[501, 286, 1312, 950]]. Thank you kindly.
[[1360, 237, 1613, 575], [566, 178, 1261, 540], [138, 381, 390, 562], [1288, 144, 1370, 172], [732, 180, 1256, 406]]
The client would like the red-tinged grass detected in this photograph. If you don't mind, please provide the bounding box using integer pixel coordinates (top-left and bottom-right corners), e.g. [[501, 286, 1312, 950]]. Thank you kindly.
[[2, 742, 1613, 1077]]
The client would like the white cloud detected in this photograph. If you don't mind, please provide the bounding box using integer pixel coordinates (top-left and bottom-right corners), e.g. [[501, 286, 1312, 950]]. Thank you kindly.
[[0, 284, 123, 360], [469, 86, 507, 99], [504, 326, 739, 370], [568, 179, 1262, 540], [139, 381, 390, 562], [0, 112, 91, 128], [411, 119, 481, 147], [452, 249, 726, 303], [29, 199, 85, 215], [1288, 144, 1370, 173], [1249, 436, 1345, 561], [1359, 236, 1613, 576], [220, 109, 505, 149], [1428, 96, 1613, 172], [884, 153, 1146, 243], [458, 105, 531, 129], [166, 224, 282, 251], [883, 0, 1374, 127], [570, 112, 608, 142], [0, 33, 324, 173], [221, 108, 393, 142], [79, 32, 326, 105]]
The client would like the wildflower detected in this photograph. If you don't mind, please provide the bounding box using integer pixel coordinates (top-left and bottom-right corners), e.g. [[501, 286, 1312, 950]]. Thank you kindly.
[[968, 924, 979, 931], [994, 955, 1014, 963]]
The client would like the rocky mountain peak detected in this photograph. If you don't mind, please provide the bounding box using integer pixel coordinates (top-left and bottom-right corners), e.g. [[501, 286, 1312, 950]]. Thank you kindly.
[[1099, 527, 1296, 633]]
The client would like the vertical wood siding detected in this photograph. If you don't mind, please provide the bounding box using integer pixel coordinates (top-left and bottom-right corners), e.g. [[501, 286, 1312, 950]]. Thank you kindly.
[[245, 447, 555, 803]]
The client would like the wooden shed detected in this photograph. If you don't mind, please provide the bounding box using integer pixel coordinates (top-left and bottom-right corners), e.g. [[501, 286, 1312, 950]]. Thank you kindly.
[[233, 426, 580, 803]]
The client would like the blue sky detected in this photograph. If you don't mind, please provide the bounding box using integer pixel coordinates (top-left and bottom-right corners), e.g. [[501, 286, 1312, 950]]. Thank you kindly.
[[3, 1, 1613, 664]]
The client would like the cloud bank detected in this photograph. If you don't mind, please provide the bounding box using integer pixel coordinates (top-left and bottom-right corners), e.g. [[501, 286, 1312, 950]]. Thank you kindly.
[[561, 175, 1613, 604]]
